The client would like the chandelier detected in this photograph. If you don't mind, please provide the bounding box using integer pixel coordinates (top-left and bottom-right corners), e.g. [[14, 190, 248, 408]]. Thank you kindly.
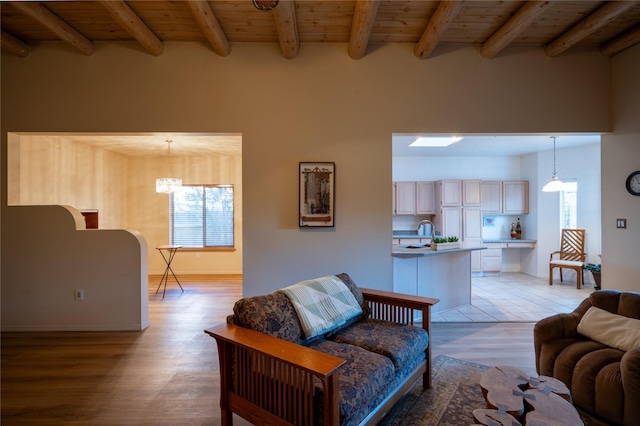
[[156, 139, 182, 193]]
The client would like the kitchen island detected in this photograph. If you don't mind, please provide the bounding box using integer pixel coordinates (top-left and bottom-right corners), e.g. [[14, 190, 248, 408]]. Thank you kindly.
[[392, 244, 485, 314]]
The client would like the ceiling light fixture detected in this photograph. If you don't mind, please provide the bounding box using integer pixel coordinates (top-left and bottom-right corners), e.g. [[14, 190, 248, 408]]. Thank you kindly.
[[542, 136, 565, 192], [409, 136, 463, 147], [156, 139, 182, 194], [252, 0, 279, 11]]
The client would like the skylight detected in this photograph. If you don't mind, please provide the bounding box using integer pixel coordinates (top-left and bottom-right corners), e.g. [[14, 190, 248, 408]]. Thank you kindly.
[[409, 136, 463, 147]]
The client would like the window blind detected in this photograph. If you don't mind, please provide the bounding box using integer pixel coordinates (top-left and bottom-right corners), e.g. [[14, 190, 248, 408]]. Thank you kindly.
[[170, 185, 234, 248]]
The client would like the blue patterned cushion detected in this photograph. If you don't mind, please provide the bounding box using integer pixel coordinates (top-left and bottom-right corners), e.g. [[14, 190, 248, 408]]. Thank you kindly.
[[309, 339, 395, 426], [329, 318, 429, 371], [232, 292, 306, 344]]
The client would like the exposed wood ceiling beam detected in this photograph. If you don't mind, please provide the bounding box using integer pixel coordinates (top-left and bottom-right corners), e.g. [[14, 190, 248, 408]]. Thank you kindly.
[[272, 0, 299, 59], [1, 30, 30, 58], [185, 0, 230, 56], [348, 0, 380, 60], [480, 1, 555, 59], [600, 23, 640, 56], [545, 0, 639, 57], [99, 0, 164, 56], [414, 0, 465, 60], [10, 1, 94, 56]]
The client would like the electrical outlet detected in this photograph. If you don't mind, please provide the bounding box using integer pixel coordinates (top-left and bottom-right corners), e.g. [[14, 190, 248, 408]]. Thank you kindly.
[[74, 289, 84, 301]]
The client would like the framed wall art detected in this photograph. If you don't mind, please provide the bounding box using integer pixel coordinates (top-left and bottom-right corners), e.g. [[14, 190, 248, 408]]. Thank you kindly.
[[299, 162, 335, 227]]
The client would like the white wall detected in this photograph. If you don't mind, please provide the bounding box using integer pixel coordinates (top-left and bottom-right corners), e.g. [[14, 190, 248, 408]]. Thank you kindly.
[[1, 42, 616, 304], [602, 44, 640, 292]]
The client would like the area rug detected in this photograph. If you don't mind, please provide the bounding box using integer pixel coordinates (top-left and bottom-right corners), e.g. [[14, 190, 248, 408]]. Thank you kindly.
[[380, 355, 610, 426]]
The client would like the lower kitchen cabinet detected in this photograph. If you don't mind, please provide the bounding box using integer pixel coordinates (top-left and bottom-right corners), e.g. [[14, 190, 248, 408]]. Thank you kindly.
[[481, 243, 502, 273]]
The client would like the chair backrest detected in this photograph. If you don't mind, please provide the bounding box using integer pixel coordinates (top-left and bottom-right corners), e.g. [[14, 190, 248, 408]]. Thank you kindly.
[[559, 229, 586, 261]]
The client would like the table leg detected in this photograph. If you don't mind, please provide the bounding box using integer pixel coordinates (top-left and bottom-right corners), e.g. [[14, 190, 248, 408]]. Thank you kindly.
[[156, 248, 184, 298]]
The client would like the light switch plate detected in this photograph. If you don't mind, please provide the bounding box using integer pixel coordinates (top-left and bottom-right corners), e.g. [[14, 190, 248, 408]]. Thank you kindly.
[[616, 219, 627, 229]]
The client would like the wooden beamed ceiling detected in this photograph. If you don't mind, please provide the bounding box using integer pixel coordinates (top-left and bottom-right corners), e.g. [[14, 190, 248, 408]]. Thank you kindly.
[[1, 1, 640, 60]]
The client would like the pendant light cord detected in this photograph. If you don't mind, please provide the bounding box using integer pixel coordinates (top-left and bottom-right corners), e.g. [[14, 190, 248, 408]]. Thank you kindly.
[[166, 139, 173, 178], [551, 136, 557, 177]]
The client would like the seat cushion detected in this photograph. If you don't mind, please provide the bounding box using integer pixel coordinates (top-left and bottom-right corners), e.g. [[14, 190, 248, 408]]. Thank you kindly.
[[553, 340, 609, 390], [571, 348, 625, 423], [550, 260, 583, 268], [328, 318, 428, 371], [309, 339, 395, 426]]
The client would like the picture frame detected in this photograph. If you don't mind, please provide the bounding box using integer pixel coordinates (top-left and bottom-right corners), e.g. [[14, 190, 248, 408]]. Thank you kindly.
[[483, 216, 496, 227], [299, 162, 335, 227]]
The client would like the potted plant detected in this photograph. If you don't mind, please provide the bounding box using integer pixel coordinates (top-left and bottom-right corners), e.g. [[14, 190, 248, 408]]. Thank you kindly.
[[431, 236, 460, 251], [583, 263, 601, 290]]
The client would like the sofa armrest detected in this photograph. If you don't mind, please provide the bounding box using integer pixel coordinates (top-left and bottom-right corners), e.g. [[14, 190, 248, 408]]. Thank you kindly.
[[205, 323, 345, 426], [533, 312, 581, 371], [622, 347, 640, 425], [360, 287, 439, 324]]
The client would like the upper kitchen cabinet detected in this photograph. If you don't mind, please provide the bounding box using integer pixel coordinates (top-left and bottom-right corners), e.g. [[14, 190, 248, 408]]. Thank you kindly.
[[503, 181, 529, 215], [435, 180, 462, 207], [393, 182, 416, 215], [416, 181, 435, 214], [393, 181, 435, 215], [481, 180, 529, 215], [481, 181, 502, 214], [462, 180, 482, 206]]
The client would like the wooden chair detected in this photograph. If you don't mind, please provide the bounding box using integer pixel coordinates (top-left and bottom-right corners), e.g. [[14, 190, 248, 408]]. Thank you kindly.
[[549, 229, 586, 289]]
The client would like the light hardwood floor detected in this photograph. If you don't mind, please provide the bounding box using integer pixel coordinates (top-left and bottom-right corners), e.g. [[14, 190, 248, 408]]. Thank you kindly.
[[1, 274, 577, 424]]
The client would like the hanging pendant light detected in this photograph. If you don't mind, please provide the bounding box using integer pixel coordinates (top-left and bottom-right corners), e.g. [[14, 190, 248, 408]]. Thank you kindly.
[[156, 139, 182, 193], [542, 136, 565, 192]]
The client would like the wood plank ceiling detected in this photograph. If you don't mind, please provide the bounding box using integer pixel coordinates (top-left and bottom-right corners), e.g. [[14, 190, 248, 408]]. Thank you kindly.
[[1, 1, 640, 60]]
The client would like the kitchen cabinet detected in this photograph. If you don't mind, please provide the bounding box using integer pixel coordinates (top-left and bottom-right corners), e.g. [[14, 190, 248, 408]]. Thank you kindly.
[[393, 182, 416, 215], [481, 181, 502, 213], [503, 181, 529, 215], [435, 180, 462, 207], [416, 181, 435, 214], [482, 243, 502, 273], [481, 180, 528, 215], [463, 180, 482, 206], [463, 207, 483, 272], [435, 207, 462, 239], [463, 207, 483, 240], [393, 181, 435, 215]]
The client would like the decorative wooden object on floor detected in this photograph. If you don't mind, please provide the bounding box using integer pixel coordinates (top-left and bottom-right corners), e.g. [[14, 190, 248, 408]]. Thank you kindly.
[[474, 366, 583, 426]]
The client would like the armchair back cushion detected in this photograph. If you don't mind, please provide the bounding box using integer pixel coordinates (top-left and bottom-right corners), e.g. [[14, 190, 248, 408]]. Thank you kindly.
[[577, 306, 640, 351], [589, 290, 640, 318]]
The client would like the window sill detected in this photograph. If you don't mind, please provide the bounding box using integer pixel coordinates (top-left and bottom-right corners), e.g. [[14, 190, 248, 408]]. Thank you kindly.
[[177, 247, 236, 252]]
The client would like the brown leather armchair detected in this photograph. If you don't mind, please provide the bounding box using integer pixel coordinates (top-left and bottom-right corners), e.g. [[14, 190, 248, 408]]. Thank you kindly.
[[534, 290, 640, 426]]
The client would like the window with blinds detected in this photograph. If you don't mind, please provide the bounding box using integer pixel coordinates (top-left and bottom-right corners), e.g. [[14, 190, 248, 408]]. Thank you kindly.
[[560, 180, 577, 230], [170, 185, 234, 248]]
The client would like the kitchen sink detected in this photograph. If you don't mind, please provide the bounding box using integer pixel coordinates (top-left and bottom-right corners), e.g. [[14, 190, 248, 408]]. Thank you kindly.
[[399, 243, 431, 249]]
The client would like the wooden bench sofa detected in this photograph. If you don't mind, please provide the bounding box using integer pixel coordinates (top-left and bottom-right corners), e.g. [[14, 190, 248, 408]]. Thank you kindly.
[[205, 273, 438, 426]]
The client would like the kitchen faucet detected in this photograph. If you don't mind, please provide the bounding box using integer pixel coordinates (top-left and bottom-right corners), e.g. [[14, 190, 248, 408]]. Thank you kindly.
[[416, 219, 436, 242]]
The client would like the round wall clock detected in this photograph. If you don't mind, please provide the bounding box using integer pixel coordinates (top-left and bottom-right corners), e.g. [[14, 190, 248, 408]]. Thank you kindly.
[[626, 171, 640, 196]]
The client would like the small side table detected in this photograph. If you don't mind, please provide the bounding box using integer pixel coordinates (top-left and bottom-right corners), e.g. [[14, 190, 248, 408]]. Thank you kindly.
[[156, 244, 184, 298]]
